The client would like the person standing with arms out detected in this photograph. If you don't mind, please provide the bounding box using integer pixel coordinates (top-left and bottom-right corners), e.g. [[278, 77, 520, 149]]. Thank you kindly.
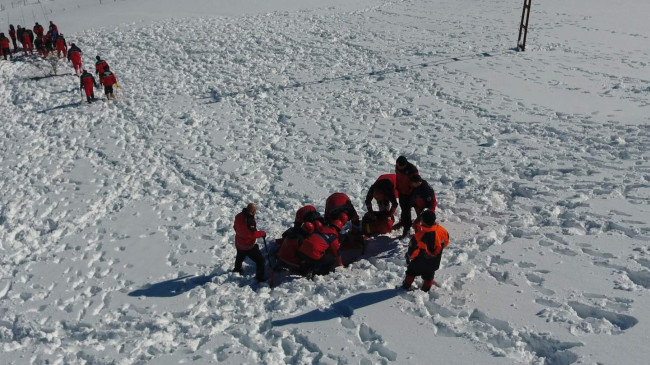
[[394, 156, 419, 237], [79, 69, 98, 103], [0, 33, 12, 60], [402, 210, 449, 292], [99, 65, 119, 100], [67, 43, 83, 75], [232, 203, 267, 282], [8, 25, 18, 53]]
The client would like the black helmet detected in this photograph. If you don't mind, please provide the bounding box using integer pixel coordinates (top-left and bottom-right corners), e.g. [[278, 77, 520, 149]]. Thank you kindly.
[[104, 65, 110, 71], [96, 55, 101, 61]]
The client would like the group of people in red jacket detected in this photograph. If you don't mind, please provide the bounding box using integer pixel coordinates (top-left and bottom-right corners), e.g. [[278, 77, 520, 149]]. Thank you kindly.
[[232, 156, 450, 291], [1, 21, 120, 104]]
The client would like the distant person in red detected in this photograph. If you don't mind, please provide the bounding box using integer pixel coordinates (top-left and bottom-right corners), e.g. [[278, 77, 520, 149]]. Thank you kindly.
[[33, 22, 44, 38], [394, 156, 419, 237], [232, 203, 266, 282], [67, 43, 82, 75], [95, 55, 108, 75], [402, 210, 449, 292], [55, 34, 67, 58], [324, 192, 359, 225], [44, 34, 54, 56], [365, 173, 398, 216], [34, 36, 47, 58], [0, 33, 11, 60], [79, 70, 98, 103], [8, 25, 17, 52], [99, 65, 118, 100], [21, 29, 34, 56], [409, 175, 437, 232]]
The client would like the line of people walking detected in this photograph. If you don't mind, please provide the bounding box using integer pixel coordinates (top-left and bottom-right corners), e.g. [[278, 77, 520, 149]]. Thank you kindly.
[[233, 156, 450, 292], [1, 21, 120, 104]]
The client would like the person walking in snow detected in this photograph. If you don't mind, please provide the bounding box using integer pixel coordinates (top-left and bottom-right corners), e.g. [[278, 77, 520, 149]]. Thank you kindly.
[[99, 65, 118, 100], [8, 25, 18, 53], [0, 33, 11, 60], [67, 43, 83, 75], [394, 156, 419, 237], [79, 69, 98, 103], [401, 210, 449, 292], [55, 34, 67, 58], [95, 55, 109, 75], [232, 203, 267, 282]]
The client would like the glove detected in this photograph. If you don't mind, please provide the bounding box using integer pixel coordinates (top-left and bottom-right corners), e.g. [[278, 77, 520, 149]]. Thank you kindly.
[[115, 83, 120, 89], [259, 230, 266, 238]]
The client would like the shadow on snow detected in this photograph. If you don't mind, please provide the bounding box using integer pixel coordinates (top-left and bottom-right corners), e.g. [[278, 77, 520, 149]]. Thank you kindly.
[[128, 274, 217, 298], [272, 288, 400, 327]]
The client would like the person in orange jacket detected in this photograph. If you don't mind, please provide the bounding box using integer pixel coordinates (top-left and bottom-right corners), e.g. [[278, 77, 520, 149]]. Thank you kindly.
[[394, 156, 419, 237], [232, 203, 266, 282], [402, 210, 449, 292]]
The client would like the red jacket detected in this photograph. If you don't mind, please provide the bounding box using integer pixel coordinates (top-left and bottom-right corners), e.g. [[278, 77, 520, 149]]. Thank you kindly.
[[298, 225, 341, 263], [365, 174, 398, 212], [80, 73, 96, 92], [95, 60, 109, 75], [56, 37, 67, 51], [34, 25, 44, 37], [68, 50, 81, 64], [21, 32, 31, 44], [9, 29, 16, 39], [0, 38, 9, 49], [325, 192, 359, 223], [277, 230, 303, 269], [233, 209, 263, 251], [395, 162, 419, 195], [100, 71, 117, 87], [411, 180, 437, 215]]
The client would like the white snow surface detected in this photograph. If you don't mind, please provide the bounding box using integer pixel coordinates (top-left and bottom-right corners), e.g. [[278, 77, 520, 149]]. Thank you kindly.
[[1, 0, 650, 364]]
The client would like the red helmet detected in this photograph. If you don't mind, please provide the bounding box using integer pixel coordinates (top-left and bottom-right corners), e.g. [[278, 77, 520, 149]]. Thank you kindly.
[[295, 205, 317, 224], [331, 219, 344, 231], [301, 222, 315, 235], [338, 212, 349, 225]]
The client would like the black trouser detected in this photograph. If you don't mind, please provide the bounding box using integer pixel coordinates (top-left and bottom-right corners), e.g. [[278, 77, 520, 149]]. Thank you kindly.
[[398, 193, 412, 230], [406, 254, 442, 281], [2, 48, 10, 60], [234, 245, 265, 281], [299, 252, 338, 276], [104, 85, 114, 97], [11, 38, 17, 52]]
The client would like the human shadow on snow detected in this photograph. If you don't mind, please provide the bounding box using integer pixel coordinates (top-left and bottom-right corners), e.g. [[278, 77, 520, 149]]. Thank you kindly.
[[201, 50, 511, 102], [272, 288, 400, 327], [128, 274, 217, 298], [37, 101, 82, 113]]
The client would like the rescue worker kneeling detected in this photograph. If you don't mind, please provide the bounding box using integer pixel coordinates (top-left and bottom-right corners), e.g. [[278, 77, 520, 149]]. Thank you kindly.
[[402, 210, 449, 292], [275, 205, 322, 272], [298, 219, 344, 276]]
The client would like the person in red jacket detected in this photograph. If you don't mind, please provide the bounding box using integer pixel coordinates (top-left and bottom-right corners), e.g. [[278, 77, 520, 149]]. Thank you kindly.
[[325, 192, 359, 225], [79, 70, 98, 103], [233, 203, 266, 282], [365, 173, 398, 216], [276, 206, 323, 272], [21, 29, 33, 56], [298, 220, 343, 276], [67, 43, 82, 75], [8, 25, 17, 53], [402, 210, 449, 292], [55, 34, 67, 58], [394, 156, 419, 237], [0, 33, 11, 60], [95, 55, 108, 75], [33, 22, 44, 38], [99, 65, 118, 100]]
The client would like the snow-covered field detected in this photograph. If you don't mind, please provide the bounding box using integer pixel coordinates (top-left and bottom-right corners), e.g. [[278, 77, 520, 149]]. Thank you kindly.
[[1, 0, 649, 363]]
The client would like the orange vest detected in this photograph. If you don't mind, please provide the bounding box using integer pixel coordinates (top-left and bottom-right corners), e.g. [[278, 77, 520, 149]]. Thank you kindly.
[[409, 224, 449, 260]]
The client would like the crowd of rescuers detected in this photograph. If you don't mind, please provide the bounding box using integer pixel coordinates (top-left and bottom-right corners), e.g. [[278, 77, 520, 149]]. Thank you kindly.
[[232, 156, 450, 292], [1, 22, 119, 103]]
